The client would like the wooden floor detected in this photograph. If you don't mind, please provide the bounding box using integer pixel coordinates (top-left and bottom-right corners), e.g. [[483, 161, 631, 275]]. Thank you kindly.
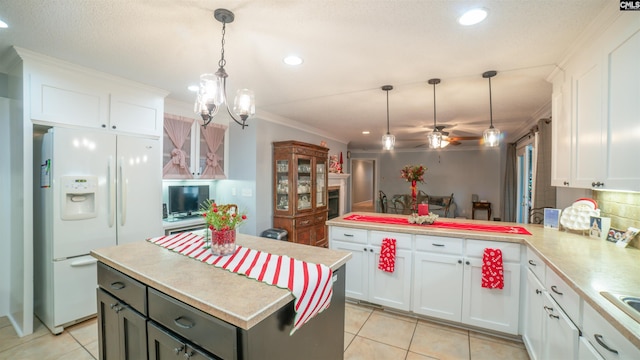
[[352, 200, 375, 213]]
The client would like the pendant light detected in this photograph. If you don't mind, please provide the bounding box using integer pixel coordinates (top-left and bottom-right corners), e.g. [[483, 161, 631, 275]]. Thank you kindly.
[[482, 70, 501, 147], [427, 78, 443, 149], [381, 85, 395, 150], [195, 9, 255, 129]]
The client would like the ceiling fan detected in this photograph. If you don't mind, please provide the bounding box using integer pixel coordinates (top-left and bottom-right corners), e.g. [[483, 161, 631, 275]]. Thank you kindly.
[[414, 125, 482, 147]]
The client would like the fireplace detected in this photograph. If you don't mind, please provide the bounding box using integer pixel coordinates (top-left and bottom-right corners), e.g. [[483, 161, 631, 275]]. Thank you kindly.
[[328, 173, 350, 218], [328, 187, 340, 220]]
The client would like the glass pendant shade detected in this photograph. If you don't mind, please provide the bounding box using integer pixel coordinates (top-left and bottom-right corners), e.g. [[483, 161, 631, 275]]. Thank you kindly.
[[195, 73, 224, 119], [428, 130, 442, 149], [483, 126, 501, 147], [382, 133, 395, 150], [233, 89, 256, 120]]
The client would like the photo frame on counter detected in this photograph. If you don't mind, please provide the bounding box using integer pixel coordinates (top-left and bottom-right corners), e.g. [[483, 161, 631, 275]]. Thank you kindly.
[[616, 227, 640, 248], [543, 208, 561, 230], [606, 228, 624, 243], [589, 216, 611, 240]]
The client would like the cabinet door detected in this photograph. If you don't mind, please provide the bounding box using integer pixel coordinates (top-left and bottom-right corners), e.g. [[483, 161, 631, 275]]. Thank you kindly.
[[29, 63, 109, 128], [315, 157, 327, 209], [110, 87, 164, 137], [543, 292, 579, 360], [196, 123, 228, 179], [572, 55, 605, 188], [551, 84, 572, 187], [369, 247, 412, 311], [604, 26, 640, 191], [523, 270, 545, 360], [412, 252, 463, 322], [97, 288, 122, 360], [120, 304, 148, 360], [147, 321, 216, 360], [162, 114, 194, 179], [274, 159, 291, 214], [461, 259, 521, 335], [296, 157, 313, 212], [331, 240, 368, 301]]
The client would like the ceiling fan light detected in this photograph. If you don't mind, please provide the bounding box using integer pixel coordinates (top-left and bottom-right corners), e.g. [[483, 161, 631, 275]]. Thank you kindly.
[[440, 139, 450, 148], [483, 127, 501, 147], [428, 130, 442, 149], [382, 133, 395, 150]]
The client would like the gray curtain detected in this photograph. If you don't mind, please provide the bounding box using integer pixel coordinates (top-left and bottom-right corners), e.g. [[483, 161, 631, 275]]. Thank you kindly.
[[533, 119, 556, 209], [502, 143, 517, 222]]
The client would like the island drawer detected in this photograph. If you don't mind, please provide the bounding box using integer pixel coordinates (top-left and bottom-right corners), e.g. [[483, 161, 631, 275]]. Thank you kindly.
[[331, 226, 367, 244], [370, 230, 412, 250], [546, 268, 581, 325], [98, 262, 147, 315], [148, 288, 238, 360], [415, 235, 463, 254], [525, 246, 546, 283]]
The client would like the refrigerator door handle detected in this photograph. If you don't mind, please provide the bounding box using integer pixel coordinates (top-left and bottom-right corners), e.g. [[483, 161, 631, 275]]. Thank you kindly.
[[108, 156, 116, 227], [70, 257, 98, 267], [120, 156, 127, 226]]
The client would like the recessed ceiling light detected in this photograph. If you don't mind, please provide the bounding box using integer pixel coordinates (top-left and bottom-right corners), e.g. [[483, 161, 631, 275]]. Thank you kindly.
[[362, 131, 370, 135], [0, 19, 8, 28], [458, 8, 487, 26], [187, 85, 199, 92], [283, 55, 303, 66]]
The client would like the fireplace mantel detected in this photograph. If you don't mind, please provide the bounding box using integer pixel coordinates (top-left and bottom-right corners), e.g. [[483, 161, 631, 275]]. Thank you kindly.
[[328, 173, 350, 216]]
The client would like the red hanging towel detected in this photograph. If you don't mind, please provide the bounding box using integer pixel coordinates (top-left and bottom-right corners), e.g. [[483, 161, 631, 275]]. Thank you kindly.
[[378, 238, 396, 273], [481, 248, 504, 289]]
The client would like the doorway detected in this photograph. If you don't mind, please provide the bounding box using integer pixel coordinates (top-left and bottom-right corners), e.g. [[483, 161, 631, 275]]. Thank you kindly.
[[516, 143, 534, 223], [351, 159, 376, 212]]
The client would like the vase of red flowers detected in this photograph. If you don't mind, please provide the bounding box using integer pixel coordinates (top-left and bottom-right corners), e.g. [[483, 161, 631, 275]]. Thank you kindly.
[[201, 201, 247, 256], [400, 165, 426, 213]]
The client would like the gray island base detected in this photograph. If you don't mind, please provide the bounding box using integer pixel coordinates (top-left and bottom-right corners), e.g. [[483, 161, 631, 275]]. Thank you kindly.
[[91, 234, 351, 359]]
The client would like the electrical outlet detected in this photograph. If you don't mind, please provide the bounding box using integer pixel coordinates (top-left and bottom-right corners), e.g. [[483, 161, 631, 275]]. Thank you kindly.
[[231, 187, 236, 196]]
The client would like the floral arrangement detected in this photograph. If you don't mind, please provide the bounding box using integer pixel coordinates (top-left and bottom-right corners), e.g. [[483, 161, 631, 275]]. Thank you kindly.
[[401, 165, 426, 183], [408, 212, 439, 225], [201, 200, 247, 231]]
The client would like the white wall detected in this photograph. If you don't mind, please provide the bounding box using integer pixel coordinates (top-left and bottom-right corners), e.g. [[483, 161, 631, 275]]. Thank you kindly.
[[351, 147, 502, 219], [352, 159, 374, 203], [0, 97, 10, 316]]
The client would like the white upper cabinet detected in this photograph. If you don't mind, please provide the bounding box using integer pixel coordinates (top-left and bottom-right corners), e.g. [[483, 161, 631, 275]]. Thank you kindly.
[[22, 48, 167, 137], [551, 13, 640, 192]]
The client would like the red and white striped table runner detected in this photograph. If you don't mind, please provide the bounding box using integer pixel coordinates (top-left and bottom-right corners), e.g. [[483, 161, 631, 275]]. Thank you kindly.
[[147, 232, 333, 335]]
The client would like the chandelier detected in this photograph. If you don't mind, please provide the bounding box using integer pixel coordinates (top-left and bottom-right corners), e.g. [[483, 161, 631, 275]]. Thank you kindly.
[[195, 9, 255, 128], [381, 85, 395, 150], [482, 70, 500, 147]]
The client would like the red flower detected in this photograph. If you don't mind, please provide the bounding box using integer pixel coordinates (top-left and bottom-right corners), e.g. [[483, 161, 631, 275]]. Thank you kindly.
[[241, 214, 247, 220]]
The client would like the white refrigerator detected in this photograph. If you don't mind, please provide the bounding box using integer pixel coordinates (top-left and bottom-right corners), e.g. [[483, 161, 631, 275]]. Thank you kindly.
[[34, 127, 163, 334]]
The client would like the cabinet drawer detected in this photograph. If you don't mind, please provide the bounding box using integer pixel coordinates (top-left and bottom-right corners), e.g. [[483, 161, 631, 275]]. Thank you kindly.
[[583, 301, 640, 360], [415, 235, 463, 254], [295, 215, 315, 228], [331, 226, 367, 244], [545, 269, 581, 326], [98, 263, 147, 315], [526, 247, 546, 284], [314, 212, 327, 224], [148, 288, 237, 360], [465, 240, 521, 262], [370, 231, 412, 250]]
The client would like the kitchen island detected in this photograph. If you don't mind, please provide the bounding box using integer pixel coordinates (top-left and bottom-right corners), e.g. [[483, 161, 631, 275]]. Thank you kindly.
[[91, 233, 351, 360], [328, 212, 640, 357]]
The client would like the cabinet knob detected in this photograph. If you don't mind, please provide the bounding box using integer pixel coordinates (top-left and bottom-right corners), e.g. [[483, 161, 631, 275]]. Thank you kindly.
[[101, 124, 107, 128], [370, 248, 374, 253], [535, 289, 542, 295], [465, 261, 470, 265], [563, 181, 569, 186], [458, 260, 462, 264], [591, 181, 604, 187], [174, 345, 184, 355], [111, 125, 116, 129]]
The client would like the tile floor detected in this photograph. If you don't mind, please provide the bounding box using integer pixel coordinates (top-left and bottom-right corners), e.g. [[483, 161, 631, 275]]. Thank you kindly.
[[0, 302, 529, 359]]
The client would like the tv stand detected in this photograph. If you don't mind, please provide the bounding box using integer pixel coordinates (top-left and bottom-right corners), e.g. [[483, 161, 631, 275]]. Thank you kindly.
[[162, 216, 206, 235]]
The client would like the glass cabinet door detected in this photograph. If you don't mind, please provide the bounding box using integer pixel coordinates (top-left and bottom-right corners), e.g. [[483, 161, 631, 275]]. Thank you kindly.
[[316, 159, 326, 207], [276, 160, 289, 211], [297, 158, 312, 211]]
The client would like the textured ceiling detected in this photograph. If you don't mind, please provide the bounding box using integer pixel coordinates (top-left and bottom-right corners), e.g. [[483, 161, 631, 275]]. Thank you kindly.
[[0, 0, 609, 150]]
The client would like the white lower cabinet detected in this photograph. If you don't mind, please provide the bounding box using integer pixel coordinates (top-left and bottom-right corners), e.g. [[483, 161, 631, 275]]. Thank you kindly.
[[543, 291, 580, 360], [330, 227, 412, 311], [412, 236, 521, 335]]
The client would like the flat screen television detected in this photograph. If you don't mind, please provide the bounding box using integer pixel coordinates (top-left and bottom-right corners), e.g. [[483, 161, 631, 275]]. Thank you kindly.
[[168, 185, 210, 216]]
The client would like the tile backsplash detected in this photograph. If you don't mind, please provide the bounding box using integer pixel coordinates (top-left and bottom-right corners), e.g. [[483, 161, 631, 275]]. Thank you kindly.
[[592, 190, 640, 248]]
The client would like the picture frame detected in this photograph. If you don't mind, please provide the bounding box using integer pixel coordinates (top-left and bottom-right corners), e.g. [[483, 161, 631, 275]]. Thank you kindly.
[[589, 216, 611, 240], [543, 208, 561, 230], [606, 228, 624, 243], [616, 227, 640, 248]]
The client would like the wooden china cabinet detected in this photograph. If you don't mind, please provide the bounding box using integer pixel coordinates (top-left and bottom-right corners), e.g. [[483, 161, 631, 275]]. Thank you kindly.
[[273, 141, 329, 247]]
